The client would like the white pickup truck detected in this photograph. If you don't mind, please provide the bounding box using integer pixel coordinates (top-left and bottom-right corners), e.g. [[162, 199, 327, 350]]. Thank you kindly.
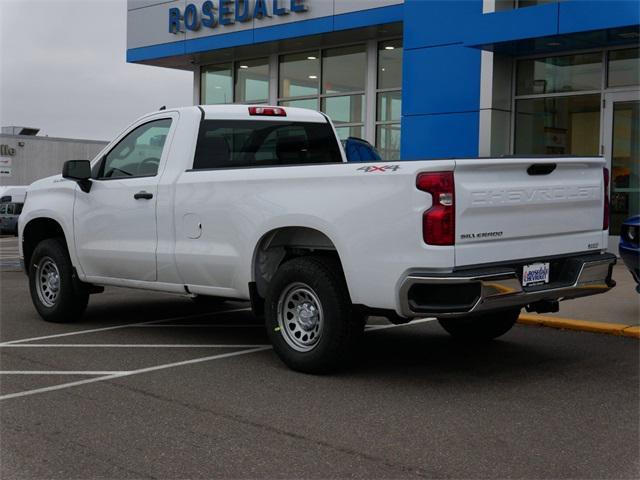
[[19, 105, 616, 372]]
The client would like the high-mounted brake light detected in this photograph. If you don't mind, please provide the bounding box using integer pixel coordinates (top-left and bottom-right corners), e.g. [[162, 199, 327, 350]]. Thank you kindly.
[[248, 106, 287, 117], [603, 167, 610, 230], [417, 172, 455, 246]]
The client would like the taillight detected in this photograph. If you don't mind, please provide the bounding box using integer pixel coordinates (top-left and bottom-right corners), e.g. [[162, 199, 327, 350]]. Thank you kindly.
[[603, 167, 609, 231], [248, 106, 286, 117], [417, 172, 455, 245]]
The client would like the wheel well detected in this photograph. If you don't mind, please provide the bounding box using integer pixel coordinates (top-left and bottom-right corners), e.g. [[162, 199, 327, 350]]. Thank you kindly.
[[253, 227, 343, 298], [22, 218, 66, 270]]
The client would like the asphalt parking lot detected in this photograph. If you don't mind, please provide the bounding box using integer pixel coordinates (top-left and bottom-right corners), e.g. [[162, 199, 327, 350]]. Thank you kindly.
[[1, 263, 639, 478]]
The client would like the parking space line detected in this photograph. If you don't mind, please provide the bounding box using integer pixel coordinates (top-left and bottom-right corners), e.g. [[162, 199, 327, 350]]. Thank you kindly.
[[0, 346, 272, 401], [0, 371, 129, 375], [134, 324, 263, 328], [0, 307, 251, 346], [0, 344, 270, 348]]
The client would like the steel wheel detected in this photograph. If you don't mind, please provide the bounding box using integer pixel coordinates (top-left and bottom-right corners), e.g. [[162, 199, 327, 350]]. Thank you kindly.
[[35, 256, 61, 308], [277, 282, 324, 352]]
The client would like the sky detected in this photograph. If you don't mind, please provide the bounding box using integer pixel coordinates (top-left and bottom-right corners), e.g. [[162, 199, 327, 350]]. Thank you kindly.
[[0, 0, 192, 141]]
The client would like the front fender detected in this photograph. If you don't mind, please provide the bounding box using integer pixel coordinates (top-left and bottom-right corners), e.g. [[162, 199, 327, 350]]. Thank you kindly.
[[19, 179, 83, 276]]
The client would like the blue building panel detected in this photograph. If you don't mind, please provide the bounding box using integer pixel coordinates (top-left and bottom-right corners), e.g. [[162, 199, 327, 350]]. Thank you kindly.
[[253, 16, 334, 44], [186, 30, 255, 55], [402, 44, 481, 116], [333, 4, 403, 32], [403, 0, 482, 49], [558, 0, 640, 34], [127, 41, 185, 63], [464, 2, 560, 47], [401, 112, 480, 160]]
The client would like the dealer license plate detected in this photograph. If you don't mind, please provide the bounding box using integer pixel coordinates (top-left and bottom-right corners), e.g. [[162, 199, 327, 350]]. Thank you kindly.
[[522, 262, 550, 287]]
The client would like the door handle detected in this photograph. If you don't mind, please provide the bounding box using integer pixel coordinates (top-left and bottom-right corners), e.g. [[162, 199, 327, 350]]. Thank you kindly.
[[527, 163, 557, 176], [134, 191, 153, 200]]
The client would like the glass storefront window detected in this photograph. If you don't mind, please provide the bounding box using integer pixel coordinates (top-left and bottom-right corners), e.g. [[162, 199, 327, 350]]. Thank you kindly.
[[376, 124, 401, 161], [516, 53, 602, 95], [279, 98, 319, 110], [201, 63, 233, 105], [322, 45, 366, 94], [610, 100, 640, 235], [279, 52, 319, 98], [378, 40, 403, 90], [515, 94, 601, 155], [334, 126, 363, 141], [321, 95, 365, 124], [377, 91, 402, 122], [608, 48, 640, 88], [235, 58, 269, 103]]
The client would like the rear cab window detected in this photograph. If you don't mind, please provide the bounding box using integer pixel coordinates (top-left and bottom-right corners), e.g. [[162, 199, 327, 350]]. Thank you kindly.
[[192, 120, 343, 170]]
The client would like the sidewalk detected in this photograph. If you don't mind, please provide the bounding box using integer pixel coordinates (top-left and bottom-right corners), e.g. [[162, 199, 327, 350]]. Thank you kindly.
[[534, 263, 638, 325], [519, 263, 639, 338]]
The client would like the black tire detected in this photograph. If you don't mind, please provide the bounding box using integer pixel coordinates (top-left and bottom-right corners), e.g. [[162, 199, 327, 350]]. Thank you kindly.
[[28, 238, 89, 323], [438, 308, 520, 341], [265, 256, 364, 374]]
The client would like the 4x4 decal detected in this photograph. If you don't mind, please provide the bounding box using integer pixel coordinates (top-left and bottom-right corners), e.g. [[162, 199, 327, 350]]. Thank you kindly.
[[357, 165, 401, 173]]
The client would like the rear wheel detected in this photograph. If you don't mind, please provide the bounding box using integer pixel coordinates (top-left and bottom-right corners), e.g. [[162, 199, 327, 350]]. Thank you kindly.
[[265, 256, 364, 374], [28, 238, 89, 323], [438, 308, 520, 340]]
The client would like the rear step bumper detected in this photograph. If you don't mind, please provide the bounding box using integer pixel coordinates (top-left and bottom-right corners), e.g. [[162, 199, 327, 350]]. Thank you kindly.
[[398, 253, 616, 318]]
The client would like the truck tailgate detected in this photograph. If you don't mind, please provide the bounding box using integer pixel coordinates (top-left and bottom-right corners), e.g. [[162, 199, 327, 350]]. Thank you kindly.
[[454, 157, 606, 267]]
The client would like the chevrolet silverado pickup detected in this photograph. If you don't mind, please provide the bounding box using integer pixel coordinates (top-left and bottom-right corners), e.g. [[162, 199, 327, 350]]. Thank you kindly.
[[19, 105, 616, 372]]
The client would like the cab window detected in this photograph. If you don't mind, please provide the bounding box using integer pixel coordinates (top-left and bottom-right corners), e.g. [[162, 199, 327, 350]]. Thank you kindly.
[[0, 204, 6, 215], [97, 119, 172, 179], [192, 120, 342, 170], [6, 204, 14, 215]]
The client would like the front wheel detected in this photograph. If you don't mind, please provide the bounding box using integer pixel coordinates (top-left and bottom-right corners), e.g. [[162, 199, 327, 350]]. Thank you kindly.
[[438, 308, 520, 341], [265, 256, 364, 374], [28, 238, 89, 323]]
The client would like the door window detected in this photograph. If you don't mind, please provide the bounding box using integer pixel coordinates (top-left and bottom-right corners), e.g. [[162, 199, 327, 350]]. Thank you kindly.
[[6, 204, 14, 215], [0, 204, 6, 214], [98, 119, 172, 179]]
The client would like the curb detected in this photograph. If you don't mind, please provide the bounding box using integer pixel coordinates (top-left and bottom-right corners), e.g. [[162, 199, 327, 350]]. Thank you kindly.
[[518, 314, 639, 338]]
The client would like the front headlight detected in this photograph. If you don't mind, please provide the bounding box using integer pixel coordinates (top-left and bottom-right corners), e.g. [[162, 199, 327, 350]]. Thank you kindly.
[[622, 224, 639, 246]]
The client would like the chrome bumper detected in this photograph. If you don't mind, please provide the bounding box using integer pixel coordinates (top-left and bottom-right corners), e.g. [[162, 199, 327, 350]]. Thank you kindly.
[[398, 253, 616, 318]]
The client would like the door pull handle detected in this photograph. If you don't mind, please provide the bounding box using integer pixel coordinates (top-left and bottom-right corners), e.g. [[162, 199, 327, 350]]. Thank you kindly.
[[134, 191, 153, 200]]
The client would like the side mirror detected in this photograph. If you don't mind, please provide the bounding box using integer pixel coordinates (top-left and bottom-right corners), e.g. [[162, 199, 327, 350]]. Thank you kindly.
[[62, 160, 92, 193]]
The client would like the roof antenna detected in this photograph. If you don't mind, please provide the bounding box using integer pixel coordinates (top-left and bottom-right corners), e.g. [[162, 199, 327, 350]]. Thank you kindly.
[[159, 105, 166, 111]]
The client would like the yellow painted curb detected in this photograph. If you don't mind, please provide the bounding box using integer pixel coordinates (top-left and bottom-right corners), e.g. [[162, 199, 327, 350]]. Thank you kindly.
[[518, 313, 639, 338], [622, 326, 640, 338]]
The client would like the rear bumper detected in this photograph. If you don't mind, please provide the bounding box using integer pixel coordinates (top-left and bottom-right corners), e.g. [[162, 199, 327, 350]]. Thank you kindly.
[[398, 252, 616, 318]]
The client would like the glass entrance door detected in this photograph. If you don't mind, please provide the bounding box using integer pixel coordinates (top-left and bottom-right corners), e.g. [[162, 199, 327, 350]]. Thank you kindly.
[[603, 90, 640, 252]]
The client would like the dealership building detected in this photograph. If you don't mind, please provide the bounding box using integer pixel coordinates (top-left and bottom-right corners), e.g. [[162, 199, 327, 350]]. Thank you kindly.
[[127, 0, 639, 242]]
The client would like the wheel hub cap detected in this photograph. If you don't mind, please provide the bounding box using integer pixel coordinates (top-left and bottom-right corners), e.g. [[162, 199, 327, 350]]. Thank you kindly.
[[35, 257, 61, 308], [277, 283, 324, 352]]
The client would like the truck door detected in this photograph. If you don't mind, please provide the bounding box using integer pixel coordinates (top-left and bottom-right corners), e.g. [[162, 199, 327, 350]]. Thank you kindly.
[[73, 116, 175, 281]]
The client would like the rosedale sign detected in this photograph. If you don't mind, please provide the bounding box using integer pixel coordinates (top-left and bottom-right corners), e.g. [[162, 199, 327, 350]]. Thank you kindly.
[[169, 0, 309, 33]]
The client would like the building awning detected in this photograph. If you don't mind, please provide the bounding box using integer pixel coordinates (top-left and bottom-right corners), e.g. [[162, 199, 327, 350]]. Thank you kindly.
[[468, 25, 639, 56], [463, 1, 639, 56]]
